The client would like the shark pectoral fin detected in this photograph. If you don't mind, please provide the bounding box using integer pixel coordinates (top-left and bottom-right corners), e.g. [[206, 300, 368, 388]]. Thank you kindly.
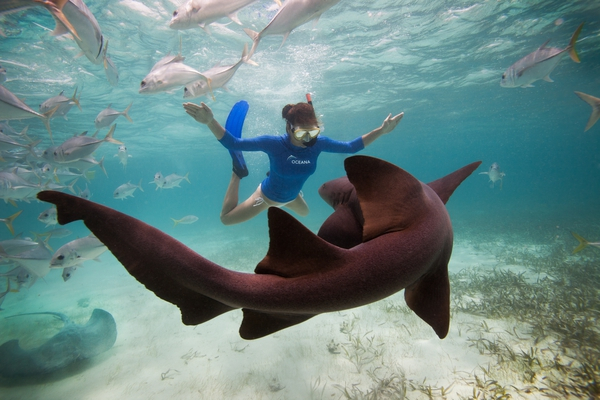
[[404, 261, 450, 339], [36, 190, 236, 326], [427, 161, 482, 204], [344, 156, 426, 241], [240, 309, 316, 340], [256, 207, 346, 277]]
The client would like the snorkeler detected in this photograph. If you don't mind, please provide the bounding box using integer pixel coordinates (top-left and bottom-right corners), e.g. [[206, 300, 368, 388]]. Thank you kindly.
[[183, 98, 403, 225]]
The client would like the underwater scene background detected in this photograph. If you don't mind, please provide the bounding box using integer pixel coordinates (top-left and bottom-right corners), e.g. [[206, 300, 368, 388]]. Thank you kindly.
[[1, 0, 600, 398]]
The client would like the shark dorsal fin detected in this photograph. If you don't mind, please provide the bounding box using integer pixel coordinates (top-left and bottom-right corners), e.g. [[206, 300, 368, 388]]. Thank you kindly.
[[427, 161, 482, 204], [255, 208, 345, 278], [344, 156, 426, 242]]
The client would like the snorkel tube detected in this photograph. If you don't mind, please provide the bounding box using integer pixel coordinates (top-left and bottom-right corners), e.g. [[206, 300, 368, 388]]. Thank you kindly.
[[303, 93, 319, 147]]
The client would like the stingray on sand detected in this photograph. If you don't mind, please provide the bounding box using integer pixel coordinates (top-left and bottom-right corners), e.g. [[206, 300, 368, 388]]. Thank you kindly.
[[0, 309, 117, 378]]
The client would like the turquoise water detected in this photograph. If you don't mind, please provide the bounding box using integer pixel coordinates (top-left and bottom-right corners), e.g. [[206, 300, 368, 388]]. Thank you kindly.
[[1, 1, 600, 398]]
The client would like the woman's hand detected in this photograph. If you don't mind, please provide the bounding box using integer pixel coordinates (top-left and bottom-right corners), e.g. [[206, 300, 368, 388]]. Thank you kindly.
[[183, 102, 214, 125], [379, 112, 404, 135]]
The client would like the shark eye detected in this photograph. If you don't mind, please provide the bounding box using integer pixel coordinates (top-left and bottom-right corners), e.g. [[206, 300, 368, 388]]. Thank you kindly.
[[141, 80, 146, 86], [57, 255, 64, 260], [172, 10, 178, 17], [501, 74, 505, 79]]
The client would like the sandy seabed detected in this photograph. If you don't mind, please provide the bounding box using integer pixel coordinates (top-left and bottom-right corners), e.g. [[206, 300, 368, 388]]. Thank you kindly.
[[0, 231, 595, 400]]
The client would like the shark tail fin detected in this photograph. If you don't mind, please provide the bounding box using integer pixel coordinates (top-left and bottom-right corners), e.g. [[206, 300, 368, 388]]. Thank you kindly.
[[427, 161, 482, 204], [37, 190, 236, 326], [568, 22, 584, 63], [571, 231, 589, 253]]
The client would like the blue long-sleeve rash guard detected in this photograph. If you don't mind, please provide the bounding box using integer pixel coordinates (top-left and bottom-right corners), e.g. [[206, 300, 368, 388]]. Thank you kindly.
[[219, 131, 364, 203]]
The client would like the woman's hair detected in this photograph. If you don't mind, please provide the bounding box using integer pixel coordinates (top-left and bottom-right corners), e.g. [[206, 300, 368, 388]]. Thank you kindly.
[[282, 102, 318, 127]]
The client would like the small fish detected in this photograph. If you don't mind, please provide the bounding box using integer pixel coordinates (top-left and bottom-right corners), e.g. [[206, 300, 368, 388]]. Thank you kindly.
[[184, 44, 256, 99], [0, 85, 57, 141], [479, 162, 505, 189], [78, 184, 91, 200], [114, 145, 132, 170], [162, 172, 190, 189], [94, 103, 132, 130], [574, 91, 600, 132], [50, 233, 107, 269], [53, 124, 122, 163], [244, 0, 341, 58], [113, 179, 143, 200], [139, 54, 211, 95], [500, 23, 584, 88], [0, 64, 6, 83], [38, 207, 57, 227], [39, 87, 81, 119], [1, 210, 22, 236], [0, 0, 81, 41], [0, 266, 35, 290], [62, 266, 77, 281], [149, 172, 165, 190], [571, 232, 600, 254], [169, 0, 268, 31], [171, 215, 198, 227]]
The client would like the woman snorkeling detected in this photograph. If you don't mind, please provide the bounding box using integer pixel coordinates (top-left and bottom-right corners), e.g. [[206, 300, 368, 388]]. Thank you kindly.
[[183, 99, 403, 225]]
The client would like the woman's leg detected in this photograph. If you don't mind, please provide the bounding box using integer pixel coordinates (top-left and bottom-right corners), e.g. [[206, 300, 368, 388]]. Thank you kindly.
[[284, 193, 309, 217], [220, 174, 269, 225]]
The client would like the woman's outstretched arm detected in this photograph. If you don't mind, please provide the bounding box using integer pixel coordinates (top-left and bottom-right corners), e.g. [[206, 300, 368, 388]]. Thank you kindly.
[[361, 112, 404, 147], [183, 102, 226, 140]]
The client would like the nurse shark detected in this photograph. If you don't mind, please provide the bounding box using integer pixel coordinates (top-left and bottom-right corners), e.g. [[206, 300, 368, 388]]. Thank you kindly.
[[37, 156, 480, 340]]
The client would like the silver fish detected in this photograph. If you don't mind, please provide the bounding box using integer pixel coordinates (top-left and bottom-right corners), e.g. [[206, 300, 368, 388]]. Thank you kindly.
[[574, 91, 600, 132], [169, 0, 264, 31], [171, 215, 198, 227], [39, 87, 81, 119], [78, 183, 91, 200], [38, 207, 58, 227], [244, 0, 341, 58], [50, 233, 107, 269], [53, 125, 122, 163], [94, 102, 132, 129], [0, 84, 56, 141], [0, 241, 52, 278], [139, 55, 210, 95], [0, 0, 81, 40], [162, 172, 190, 189], [0, 171, 41, 203], [0, 266, 34, 290], [0, 64, 6, 83], [500, 23, 584, 88], [62, 266, 76, 281], [184, 44, 256, 99], [114, 145, 131, 170], [149, 171, 165, 190], [113, 179, 143, 200], [55, 0, 105, 64], [479, 162, 505, 189]]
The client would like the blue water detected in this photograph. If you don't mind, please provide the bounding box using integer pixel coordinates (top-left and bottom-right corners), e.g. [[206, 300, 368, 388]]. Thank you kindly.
[[1, 0, 600, 397]]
